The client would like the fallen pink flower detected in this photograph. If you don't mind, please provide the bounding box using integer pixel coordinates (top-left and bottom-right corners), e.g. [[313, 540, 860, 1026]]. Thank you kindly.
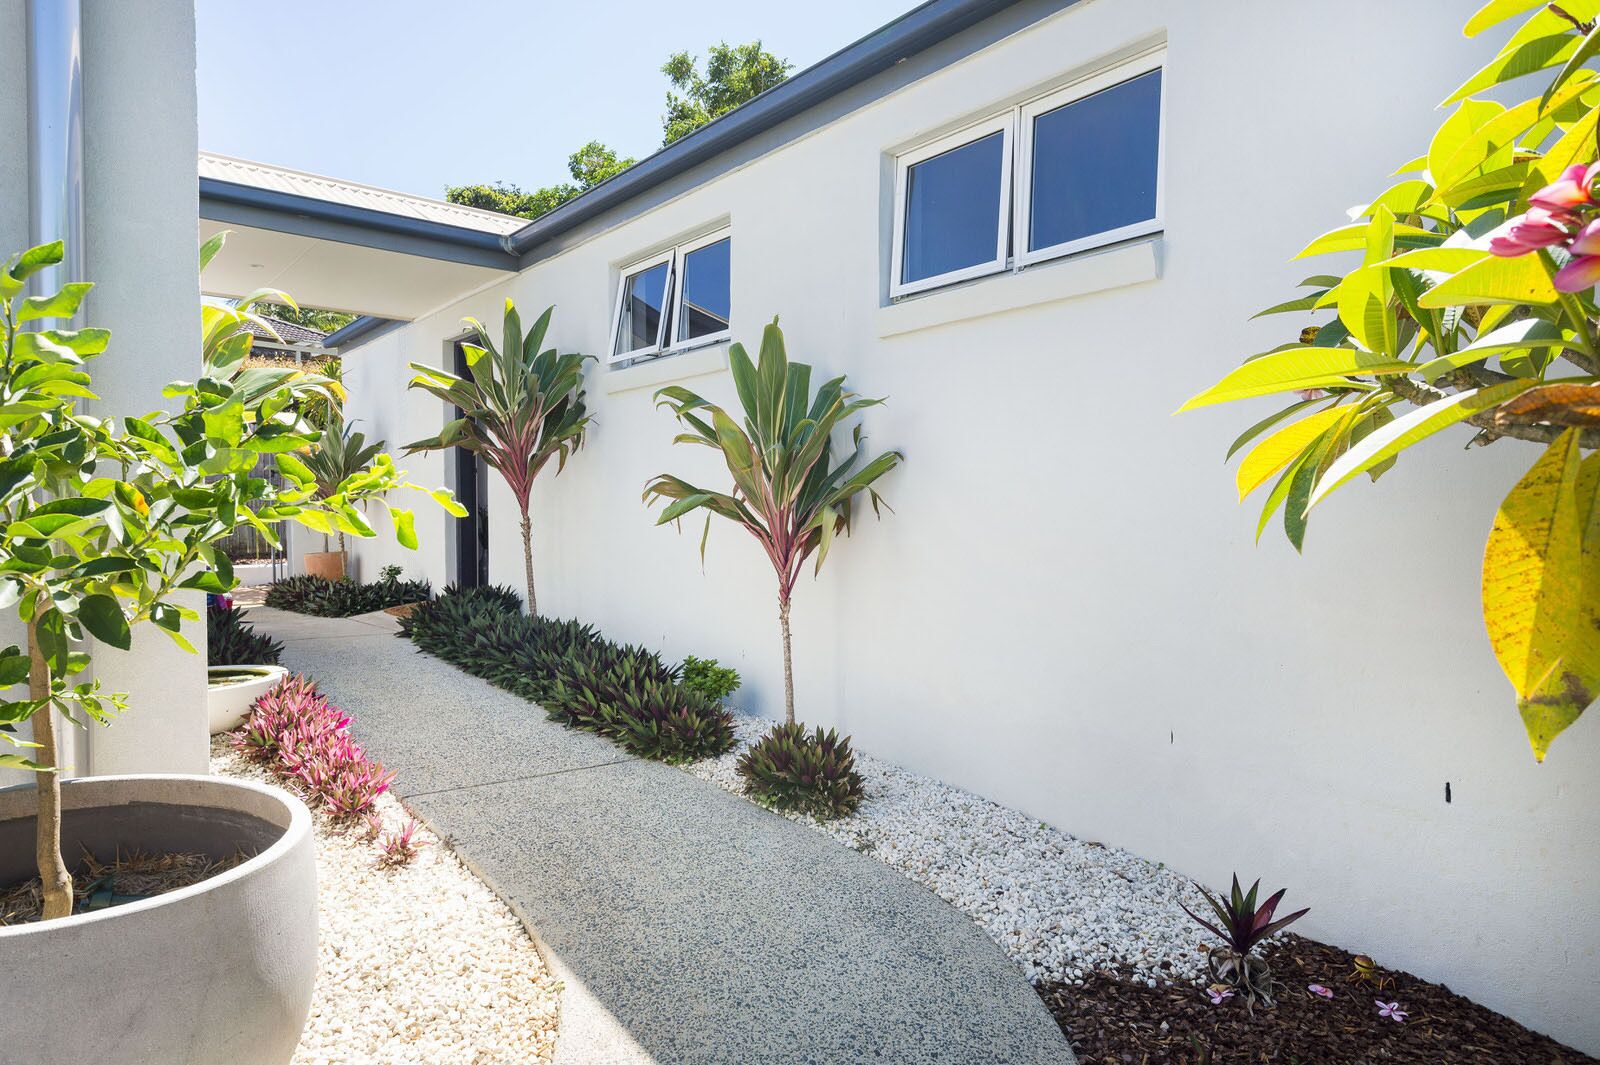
[[1206, 986, 1234, 1005], [1308, 984, 1334, 999], [1529, 163, 1594, 212], [1554, 253, 1600, 292], [1376, 999, 1408, 1023]]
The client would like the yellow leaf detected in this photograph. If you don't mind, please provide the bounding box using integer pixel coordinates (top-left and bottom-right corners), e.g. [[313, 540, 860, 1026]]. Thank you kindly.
[[1418, 253, 1558, 308], [1236, 406, 1352, 502], [1482, 431, 1600, 759]]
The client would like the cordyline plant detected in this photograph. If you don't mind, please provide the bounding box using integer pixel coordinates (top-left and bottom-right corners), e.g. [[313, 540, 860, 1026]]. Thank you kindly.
[[1179, 875, 1308, 1010], [0, 235, 454, 921], [644, 319, 903, 725], [406, 299, 591, 616], [1183, 1, 1600, 760]]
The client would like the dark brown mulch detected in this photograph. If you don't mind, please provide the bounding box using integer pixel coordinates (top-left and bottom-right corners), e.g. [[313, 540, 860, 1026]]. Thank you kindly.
[[1039, 934, 1596, 1065]]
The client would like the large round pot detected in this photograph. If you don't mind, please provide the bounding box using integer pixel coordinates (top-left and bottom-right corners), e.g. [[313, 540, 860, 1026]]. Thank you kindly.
[[208, 664, 289, 734], [302, 550, 345, 579], [0, 774, 317, 1065]]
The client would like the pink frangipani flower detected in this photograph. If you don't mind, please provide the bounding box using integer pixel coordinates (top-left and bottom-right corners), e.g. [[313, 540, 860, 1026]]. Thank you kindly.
[[1308, 983, 1334, 999], [1554, 254, 1600, 293], [1568, 217, 1600, 256], [1206, 986, 1234, 1005], [1487, 207, 1573, 256], [1376, 1000, 1408, 1023], [1529, 163, 1594, 212]]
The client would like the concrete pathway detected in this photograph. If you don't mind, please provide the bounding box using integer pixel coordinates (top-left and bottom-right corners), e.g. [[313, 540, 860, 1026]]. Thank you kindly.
[[250, 606, 1076, 1065]]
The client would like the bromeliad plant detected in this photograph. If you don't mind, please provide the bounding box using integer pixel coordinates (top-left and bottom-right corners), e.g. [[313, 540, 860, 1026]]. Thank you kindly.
[[0, 237, 454, 921], [644, 319, 903, 725], [1182, 2, 1600, 760], [1179, 875, 1309, 1010], [406, 300, 592, 616]]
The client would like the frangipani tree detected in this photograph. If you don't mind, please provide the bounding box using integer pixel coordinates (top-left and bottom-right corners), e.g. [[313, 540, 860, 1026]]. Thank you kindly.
[[406, 300, 591, 616], [1183, 0, 1600, 761], [0, 237, 457, 920], [644, 319, 903, 725]]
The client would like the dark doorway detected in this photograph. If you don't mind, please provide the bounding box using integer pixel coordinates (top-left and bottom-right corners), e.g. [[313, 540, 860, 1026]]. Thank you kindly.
[[452, 341, 489, 588]]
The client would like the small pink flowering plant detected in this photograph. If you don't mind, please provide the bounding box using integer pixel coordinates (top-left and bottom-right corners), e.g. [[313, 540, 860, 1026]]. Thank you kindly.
[[376, 818, 427, 868]]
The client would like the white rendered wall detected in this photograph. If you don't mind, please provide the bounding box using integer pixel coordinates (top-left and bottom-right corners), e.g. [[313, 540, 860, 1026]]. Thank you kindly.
[[344, 0, 1600, 1052]]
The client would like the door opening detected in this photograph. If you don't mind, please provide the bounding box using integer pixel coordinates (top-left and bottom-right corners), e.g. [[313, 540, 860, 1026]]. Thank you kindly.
[[452, 341, 489, 588]]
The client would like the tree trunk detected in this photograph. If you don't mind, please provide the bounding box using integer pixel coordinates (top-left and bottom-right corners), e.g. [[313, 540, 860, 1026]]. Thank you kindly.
[[520, 509, 536, 618], [28, 617, 72, 921], [778, 595, 794, 726]]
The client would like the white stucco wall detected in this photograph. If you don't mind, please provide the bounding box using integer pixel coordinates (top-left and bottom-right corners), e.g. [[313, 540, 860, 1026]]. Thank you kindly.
[[0, 0, 206, 787], [343, 0, 1600, 1051]]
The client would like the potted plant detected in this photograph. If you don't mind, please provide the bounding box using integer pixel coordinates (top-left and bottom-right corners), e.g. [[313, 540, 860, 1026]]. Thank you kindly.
[[299, 412, 383, 579], [0, 236, 459, 1064]]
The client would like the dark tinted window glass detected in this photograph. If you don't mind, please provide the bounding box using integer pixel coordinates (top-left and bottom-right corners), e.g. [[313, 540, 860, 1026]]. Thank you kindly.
[[902, 130, 1005, 284], [678, 237, 731, 342], [614, 261, 670, 354], [1029, 69, 1162, 252]]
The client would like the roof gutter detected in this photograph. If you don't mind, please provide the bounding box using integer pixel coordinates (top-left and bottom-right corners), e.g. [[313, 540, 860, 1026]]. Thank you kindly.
[[200, 177, 520, 271], [503, 0, 1024, 258], [322, 314, 407, 352]]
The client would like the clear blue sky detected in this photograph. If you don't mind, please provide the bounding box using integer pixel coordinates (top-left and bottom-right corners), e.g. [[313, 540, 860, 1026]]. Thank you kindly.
[[197, 0, 915, 200]]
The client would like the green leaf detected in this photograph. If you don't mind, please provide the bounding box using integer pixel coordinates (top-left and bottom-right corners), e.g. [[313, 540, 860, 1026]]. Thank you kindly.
[[1464, 0, 1546, 37], [1418, 254, 1559, 307], [199, 230, 228, 273], [1310, 379, 1539, 507], [1178, 348, 1411, 412], [78, 594, 131, 651], [7, 241, 63, 282], [393, 507, 418, 550], [1543, 24, 1600, 111], [18, 282, 93, 324], [1444, 38, 1573, 106]]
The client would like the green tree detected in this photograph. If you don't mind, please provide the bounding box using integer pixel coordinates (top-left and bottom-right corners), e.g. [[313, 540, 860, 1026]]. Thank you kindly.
[[644, 320, 902, 725], [1183, 1, 1600, 762], [254, 302, 356, 336], [0, 234, 459, 919], [446, 140, 636, 222], [661, 41, 792, 145]]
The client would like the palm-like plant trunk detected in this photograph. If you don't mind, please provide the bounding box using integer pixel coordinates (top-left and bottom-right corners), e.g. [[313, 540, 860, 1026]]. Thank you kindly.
[[778, 594, 794, 726], [29, 617, 71, 920], [519, 509, 536, 617]]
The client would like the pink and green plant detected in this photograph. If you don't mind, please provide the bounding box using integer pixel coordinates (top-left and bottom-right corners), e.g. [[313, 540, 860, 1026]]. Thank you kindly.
[[376, 818, 426, 867], [1180, 874, 1308, 1010], [233, 674, 394, 820], [406, 301, 591, 617]]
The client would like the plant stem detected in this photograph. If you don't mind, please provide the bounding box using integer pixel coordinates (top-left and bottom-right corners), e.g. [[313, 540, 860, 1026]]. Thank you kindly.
[[778, 595, 794, 726], [28, 617, 72, 921], [520, 509, 536, 617]]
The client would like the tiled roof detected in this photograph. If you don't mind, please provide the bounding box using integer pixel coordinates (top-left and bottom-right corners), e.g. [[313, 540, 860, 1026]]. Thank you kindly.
[[199, 151, 526, 237], [247, 315, 328, 348]]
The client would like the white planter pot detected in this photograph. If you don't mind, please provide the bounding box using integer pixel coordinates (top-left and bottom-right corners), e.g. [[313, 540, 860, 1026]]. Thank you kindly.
[[0, 774, 317, 1065], [207, 665, 288, 735]]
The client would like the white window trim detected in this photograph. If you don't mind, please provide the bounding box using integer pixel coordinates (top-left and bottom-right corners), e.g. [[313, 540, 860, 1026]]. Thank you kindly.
[[889, 114, 1015, 299], [668, 227, 733, 351], [608, 250, 676, 365], [1014, 48, 1166, 269]]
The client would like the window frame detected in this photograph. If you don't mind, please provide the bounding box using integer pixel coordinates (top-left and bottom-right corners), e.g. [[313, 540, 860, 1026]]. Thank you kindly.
[[889, 113, 1016, 299], [608, 249, 677, 365], [1013, 49, 1166, 269], [667, 226, 734, 351]]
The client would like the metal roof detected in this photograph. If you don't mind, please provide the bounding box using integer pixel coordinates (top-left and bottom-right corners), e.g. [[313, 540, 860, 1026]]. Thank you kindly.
[[199, 152, 524, 236]]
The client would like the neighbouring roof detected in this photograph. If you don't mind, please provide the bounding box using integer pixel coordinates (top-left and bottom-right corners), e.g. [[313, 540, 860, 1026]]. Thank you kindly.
[[199, 152, 526, 237], [246, 314, 328, 348]]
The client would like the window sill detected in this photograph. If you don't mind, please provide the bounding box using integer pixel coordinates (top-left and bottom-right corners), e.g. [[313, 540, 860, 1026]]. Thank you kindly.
[[875, 237, 1162, 339], [603, 343, 728, 395]]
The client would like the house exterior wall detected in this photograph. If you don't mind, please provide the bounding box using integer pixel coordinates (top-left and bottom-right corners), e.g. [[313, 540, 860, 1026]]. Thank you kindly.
[[0, 0, 206, 788], [342, 0, 1600, 1052]]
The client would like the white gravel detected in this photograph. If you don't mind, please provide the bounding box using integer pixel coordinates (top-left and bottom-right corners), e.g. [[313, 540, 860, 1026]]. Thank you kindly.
[[685, 715, 1210, 990], [211, 740, 560, 1065]]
